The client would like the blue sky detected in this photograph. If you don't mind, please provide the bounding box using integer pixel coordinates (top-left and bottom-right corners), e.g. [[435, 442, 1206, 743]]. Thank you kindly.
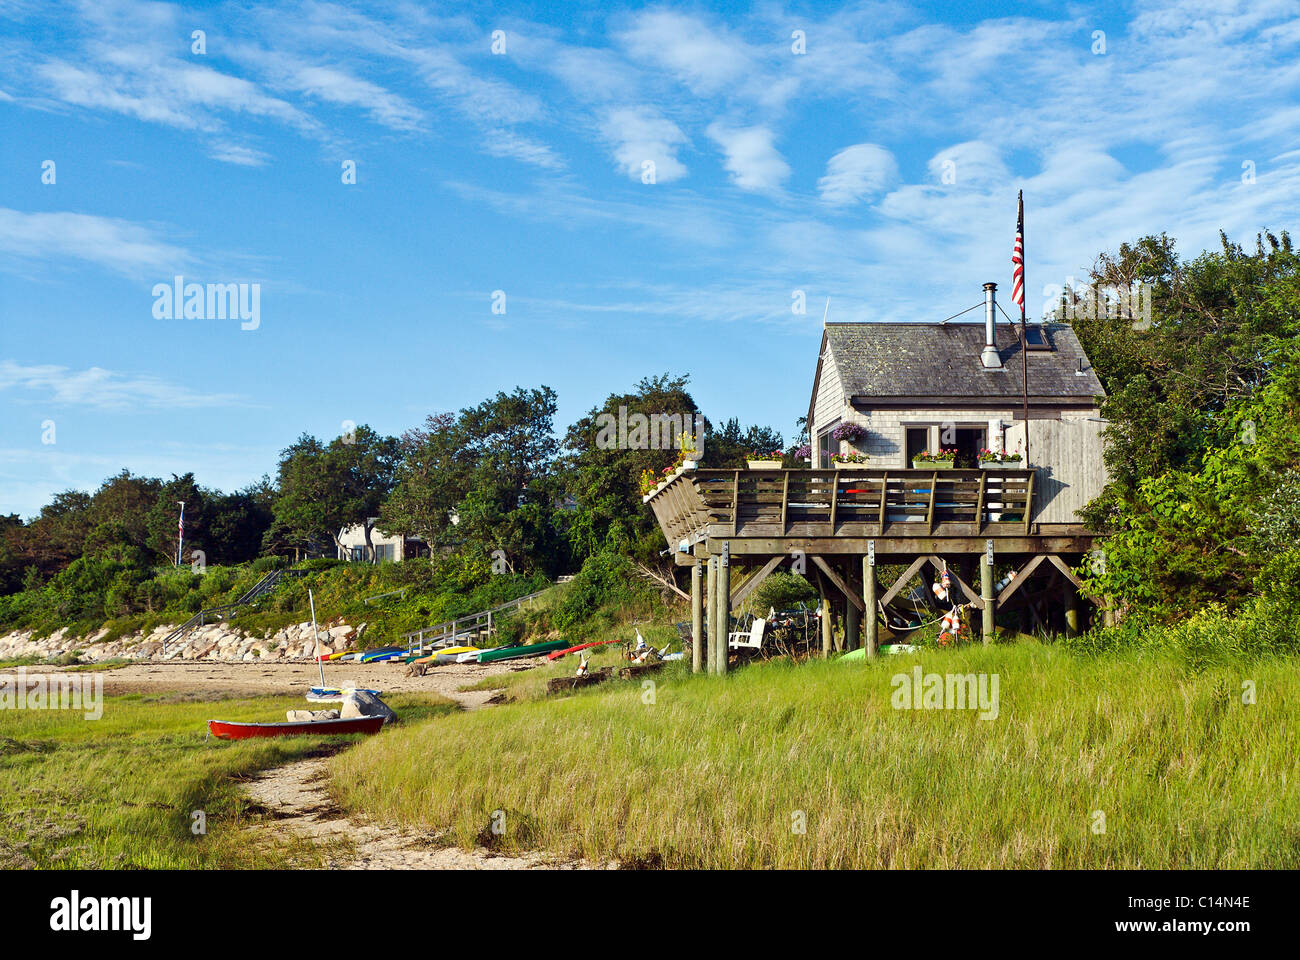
[[2, 0, 1299, 518]]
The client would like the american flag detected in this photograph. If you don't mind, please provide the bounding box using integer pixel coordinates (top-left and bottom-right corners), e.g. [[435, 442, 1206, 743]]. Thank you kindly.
[[1011, 190, 1025, 312]]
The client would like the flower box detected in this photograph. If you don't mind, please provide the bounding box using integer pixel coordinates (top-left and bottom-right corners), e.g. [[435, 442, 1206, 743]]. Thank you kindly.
[[912, 459, 954, 470], [746, 460, 783, 470]]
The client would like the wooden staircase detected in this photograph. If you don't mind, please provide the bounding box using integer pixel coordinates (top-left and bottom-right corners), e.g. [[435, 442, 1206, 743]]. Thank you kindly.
[[161, 568, 307, 653]]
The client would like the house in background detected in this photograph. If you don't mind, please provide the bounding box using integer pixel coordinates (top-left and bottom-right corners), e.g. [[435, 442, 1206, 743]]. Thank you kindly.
[[807, 282, 1108, 523], [337, 520, 428, 563]]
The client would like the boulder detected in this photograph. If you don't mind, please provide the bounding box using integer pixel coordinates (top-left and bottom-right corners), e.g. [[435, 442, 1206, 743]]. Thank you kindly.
[[340, 690, 396, 724]]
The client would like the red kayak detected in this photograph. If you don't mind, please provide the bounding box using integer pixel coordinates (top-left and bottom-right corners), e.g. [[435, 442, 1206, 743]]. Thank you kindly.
[[207, 716, 386, 740], [546, 639, 622, 661]]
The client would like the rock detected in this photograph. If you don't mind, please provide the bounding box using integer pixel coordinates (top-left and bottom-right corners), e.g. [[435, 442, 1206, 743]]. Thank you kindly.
[[340, 691, 396, 724]]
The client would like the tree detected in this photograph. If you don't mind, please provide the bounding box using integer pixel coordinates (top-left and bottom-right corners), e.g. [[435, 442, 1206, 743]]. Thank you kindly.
[[382, 386, 564, 574], [1075, 230, 1300, 531], [146, 473, 209, 565], [270, 427, 400, 560], [562, 373, 701, 563]]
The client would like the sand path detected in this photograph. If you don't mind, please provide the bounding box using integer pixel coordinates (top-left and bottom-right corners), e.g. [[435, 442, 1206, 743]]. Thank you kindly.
[[86, 658, 600, 869]]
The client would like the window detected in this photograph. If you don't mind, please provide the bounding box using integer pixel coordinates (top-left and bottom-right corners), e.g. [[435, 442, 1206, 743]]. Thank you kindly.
[[905, 427, 928, 464], [1024, 326, 1052, 351], [817, 421, 839, 468], [349, 546, 365, 562], [374, 544, 394, 563]]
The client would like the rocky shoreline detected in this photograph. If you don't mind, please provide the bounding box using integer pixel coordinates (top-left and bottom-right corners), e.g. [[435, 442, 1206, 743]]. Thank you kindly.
[[0, 619, 367, 664]]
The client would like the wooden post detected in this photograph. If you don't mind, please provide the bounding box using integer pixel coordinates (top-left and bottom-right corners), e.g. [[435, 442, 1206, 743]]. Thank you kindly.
[[705, 557, 717, 675], [863, 553, 878, 658], [717, 542, 730, 676], [691, 561, 703, 674], [980, 552, 996, 643], [819, 575, 833, 656], [845, 590, 860, 651], [1065, 580, 1080, 636]]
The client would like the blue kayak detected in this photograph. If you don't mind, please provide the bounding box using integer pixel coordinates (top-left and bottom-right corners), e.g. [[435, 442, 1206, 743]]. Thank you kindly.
[[358, 646, 406, 663]]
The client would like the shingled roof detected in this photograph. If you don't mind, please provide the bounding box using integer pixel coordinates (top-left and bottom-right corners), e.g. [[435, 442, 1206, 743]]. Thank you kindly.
[[821, 321, 1105, 402]]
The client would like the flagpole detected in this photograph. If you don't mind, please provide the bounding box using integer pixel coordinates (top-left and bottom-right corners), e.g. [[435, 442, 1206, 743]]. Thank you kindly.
[[1018, 191, 1030, 464]]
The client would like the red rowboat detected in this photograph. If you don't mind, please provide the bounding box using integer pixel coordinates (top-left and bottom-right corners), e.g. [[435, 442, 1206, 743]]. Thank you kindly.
[[207, 715, 386, 740]]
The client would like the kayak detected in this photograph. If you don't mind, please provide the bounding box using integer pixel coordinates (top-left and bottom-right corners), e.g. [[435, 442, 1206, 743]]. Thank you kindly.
[[546, 639, 621, 661], [359, 647, 406, 662], [207, 716, 386, 740], [314, 651, 352, 662], [477, 639, 570, 664], [455, 651, 480, 663], [413, 645, 479, 664]]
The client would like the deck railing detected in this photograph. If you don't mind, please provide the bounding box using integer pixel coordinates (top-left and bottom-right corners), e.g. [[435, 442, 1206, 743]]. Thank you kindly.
[[648, 468, 1037, 541]]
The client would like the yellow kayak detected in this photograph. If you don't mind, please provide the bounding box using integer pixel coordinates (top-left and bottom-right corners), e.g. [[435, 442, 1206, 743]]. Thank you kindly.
[[414, 645, 479, 665]]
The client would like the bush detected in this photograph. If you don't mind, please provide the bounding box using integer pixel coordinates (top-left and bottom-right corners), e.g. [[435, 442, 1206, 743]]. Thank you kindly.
[[1061, 595, 1298, 669], [749, 572, 817, 614], [553, 551, 652, 634]]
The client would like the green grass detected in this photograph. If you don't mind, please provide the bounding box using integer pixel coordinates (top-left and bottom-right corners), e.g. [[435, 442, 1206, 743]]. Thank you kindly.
[[332, 643, 1300, 868], [0, 690, 457, 869]]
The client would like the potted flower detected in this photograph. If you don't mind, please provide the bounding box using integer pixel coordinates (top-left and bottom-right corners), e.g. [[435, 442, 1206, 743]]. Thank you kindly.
[[831, 452, 869, 468], [977, 446, 1024, 468], [830, 422, 868, 445], [912, 449, 956, 470], [678, 433, 701, 470], [746, 449, 784, 470], [793, 443, 812, 465]]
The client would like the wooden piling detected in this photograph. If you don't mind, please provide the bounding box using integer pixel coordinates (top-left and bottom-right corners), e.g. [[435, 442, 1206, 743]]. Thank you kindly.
[[705, 556, 717, 675], [717, 543, 730, 676], [1065, 580, 1080, 636], [691, 561, 703, 674], [845, 592, 860, 651], [980, 553, 996, 643], [863, 555, 878, 658]]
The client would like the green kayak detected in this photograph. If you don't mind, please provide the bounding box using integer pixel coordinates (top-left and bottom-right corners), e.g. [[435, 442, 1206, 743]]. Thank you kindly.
[[477, 639, 570, 663]]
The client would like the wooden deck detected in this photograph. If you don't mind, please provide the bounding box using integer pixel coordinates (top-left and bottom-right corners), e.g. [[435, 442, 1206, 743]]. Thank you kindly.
[[648, 467, 1093, 560], [648, 467, 1102, 672]]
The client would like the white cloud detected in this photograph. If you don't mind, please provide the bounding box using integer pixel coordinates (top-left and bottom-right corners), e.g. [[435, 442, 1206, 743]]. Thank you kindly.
[[818, 144, 898, 206], [0, 208, 189, 278], [927, 141, 1008, 188], [617, 10, 752, 94], [706, 123, 790, 193], [602, 106, 688, 182], [0, 360, 247, 410], [207, 144, 269, 167]]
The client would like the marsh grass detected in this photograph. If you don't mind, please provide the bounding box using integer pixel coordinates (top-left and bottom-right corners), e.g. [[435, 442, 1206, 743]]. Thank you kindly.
[[0, 690, 456, 869], [333, 644, 1300, 868]]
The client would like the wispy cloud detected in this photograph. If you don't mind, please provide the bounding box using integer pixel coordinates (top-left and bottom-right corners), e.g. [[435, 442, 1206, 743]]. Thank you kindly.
[[0, 208, 190, 278], [0, 360, 249, 410]]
